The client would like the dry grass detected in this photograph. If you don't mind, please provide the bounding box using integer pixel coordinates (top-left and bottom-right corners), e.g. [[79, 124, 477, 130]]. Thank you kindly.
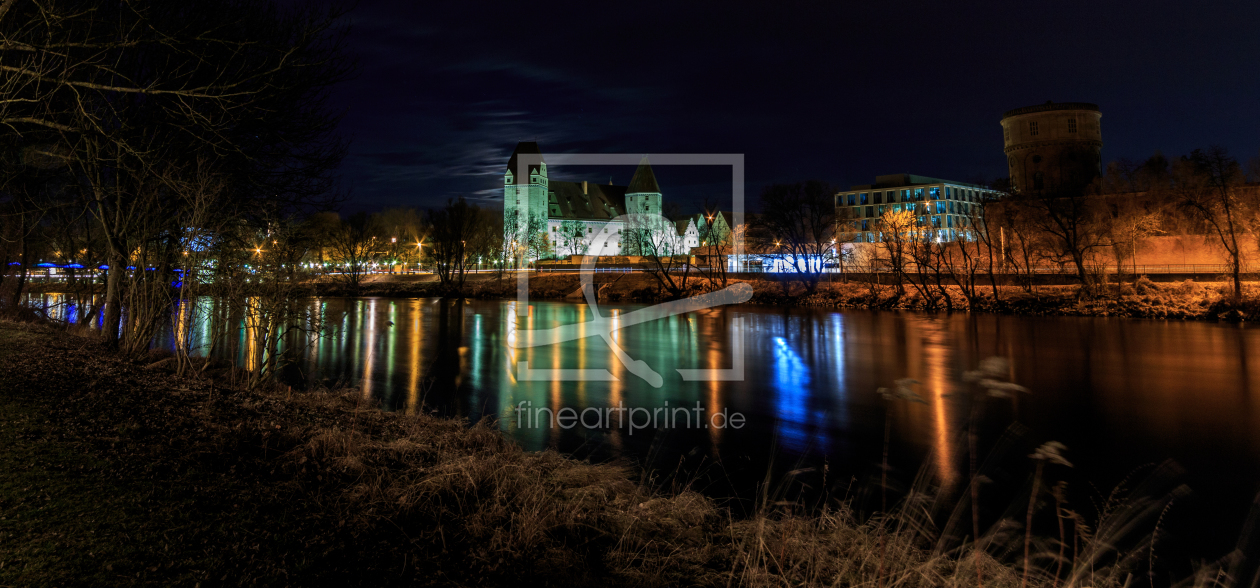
[[0, 321, 1230, 586], [263, 389, 1156, 588]]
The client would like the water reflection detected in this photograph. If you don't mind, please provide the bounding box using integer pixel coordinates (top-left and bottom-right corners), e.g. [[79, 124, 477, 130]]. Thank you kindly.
[[21, 293, 1260, 553]]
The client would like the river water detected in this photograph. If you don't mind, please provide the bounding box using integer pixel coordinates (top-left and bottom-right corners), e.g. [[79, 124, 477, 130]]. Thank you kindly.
[[29, 293, 1260, 563]]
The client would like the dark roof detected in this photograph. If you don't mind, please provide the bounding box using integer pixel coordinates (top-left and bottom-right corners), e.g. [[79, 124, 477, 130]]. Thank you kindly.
[[546, 181, 627, 221], [846, 174, 989, 190], [506, 141, 543, 184], [1002, 101, 1100, 119], [674, 218, 694, 235], [626, 156, 661, 194]]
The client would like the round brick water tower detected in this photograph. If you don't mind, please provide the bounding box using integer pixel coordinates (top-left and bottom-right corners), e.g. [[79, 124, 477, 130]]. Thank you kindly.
[[1001, 101, 1102, 195]]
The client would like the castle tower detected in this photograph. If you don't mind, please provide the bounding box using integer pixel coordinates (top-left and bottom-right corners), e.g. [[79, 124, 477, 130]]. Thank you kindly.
[[625, 156, 661, 216], [504, 141, 548, 260], [1001, 102, 1102, 195]]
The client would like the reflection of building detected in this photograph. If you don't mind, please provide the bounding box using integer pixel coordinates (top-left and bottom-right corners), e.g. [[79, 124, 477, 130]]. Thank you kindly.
[[834, 174, 1001, 242], [502, 142, 696, 259], [1001, 101, 1102, 195]]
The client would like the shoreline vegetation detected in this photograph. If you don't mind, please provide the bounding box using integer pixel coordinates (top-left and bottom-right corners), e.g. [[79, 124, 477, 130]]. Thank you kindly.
[[0, 320, 1242, 587], [314, 272, 1254, 321], [27, 270, 1260, 322]]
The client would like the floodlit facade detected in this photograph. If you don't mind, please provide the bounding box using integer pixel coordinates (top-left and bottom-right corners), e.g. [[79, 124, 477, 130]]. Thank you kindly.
[[834, 174, 1001, 243], [503, 142, 696, 260]]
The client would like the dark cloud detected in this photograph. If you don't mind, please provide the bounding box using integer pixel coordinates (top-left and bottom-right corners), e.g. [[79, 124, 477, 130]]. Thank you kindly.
[[330, 0, 1260, 214]]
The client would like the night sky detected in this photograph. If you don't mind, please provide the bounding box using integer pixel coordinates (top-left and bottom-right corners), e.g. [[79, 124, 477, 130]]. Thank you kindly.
[[329, 0, 1260, 214]]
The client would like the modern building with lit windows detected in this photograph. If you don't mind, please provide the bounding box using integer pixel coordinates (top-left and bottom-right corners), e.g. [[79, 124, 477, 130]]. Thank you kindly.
[[834, 174, 1001, 243]]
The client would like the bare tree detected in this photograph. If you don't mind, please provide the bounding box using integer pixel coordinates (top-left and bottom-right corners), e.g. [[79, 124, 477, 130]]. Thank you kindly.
[[695, 205, 734, 290], [833, 216, 861, 284], [623, 211, 693, 299], [425, 197, 493, 296], [372, 207, 423, 273], [0, 0, 352, 347], [754, 181, 837, 294], [1174, 147, 1256, 300], [879, 209, 916, 297], [503, 208, 549, 268], [555, 220, 591, 258], [328, 212, 382, 295]]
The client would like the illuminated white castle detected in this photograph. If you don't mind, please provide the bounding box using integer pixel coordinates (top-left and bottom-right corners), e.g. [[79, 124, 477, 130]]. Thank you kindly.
[[503, 141, 697, 260]]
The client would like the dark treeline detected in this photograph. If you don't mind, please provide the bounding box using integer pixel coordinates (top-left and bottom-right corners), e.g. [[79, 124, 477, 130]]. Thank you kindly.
[[0, 0, 358, 384], [0, 1, 506, 385]]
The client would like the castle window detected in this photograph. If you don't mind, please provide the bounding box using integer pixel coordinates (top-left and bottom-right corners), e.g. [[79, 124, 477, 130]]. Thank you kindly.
[[1067, 118, 1077, 133], [1029, 121, 1039, 136]]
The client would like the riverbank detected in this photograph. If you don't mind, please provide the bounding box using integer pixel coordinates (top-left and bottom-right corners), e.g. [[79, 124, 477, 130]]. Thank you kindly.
[[309, 272, 1260, 321], [0, 320, 1146, 587]]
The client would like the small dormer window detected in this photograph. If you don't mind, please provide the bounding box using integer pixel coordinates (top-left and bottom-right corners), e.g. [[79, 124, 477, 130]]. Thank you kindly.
[[505, 172, 513, 184]]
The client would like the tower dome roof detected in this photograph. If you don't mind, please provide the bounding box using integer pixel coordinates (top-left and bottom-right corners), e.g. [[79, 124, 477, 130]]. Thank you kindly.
[[627, 156, 660, 194], [1002, 101, 1100, 119]]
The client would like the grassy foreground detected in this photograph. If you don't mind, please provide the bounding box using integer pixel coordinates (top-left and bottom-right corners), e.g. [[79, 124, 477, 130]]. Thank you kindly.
[[0, 321, 1147, 587]]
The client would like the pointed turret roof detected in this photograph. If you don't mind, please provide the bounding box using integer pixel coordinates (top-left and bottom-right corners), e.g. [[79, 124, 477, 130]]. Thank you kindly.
[[505, 141, 543, 184], [626, 156, 660, 194]]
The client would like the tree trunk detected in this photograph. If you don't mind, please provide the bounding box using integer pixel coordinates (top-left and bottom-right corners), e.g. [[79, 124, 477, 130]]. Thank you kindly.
[[1233, 255, 1243, 301], [102, 248, 125, 347], [1071, 251, 1089, 292], [9, 215, 27, 309]]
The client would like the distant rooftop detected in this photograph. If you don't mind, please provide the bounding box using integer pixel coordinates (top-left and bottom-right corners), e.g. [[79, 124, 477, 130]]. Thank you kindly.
[[845, 174, 988, 191], [1002, 101, 1100, 119]]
